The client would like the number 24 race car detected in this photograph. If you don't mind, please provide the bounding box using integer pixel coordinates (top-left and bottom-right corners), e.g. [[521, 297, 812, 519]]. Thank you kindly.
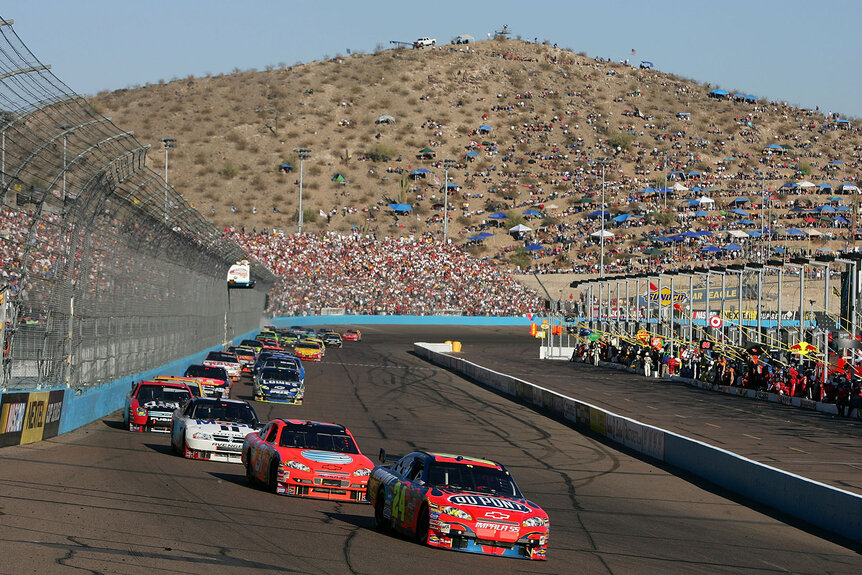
[[366, 450, 549, 560]]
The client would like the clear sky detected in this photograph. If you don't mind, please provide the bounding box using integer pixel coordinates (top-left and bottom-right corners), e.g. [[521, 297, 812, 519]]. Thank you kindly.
[[4, 1, 860, 118]]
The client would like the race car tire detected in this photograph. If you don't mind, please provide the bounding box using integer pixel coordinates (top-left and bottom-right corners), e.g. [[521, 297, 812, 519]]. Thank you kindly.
[[268, 461, 280, 494], [373, 489, 390, 531], [415, 504, 430, 545], [246, 459, 257, 486]]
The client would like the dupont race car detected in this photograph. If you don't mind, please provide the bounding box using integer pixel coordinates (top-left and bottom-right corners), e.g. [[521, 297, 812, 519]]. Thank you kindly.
[[242, 419, 374, 502], [367, 451, 549, 560], [124, 380, 193, 433], [253, 367, 305, 404], [342, 329, 362, 341], [170, 396, 261, 462]]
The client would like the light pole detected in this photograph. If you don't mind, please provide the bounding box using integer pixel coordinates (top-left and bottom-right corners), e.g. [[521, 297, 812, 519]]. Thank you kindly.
[[443, 158, 456, 243], [59, 124, 73, 201], [294, 148, 311, 234], [597, 157, 613, 277], [159, 138, 176, 224]]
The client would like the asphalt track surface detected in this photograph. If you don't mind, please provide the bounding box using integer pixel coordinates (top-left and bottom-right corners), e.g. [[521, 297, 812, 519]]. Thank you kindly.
[[0, 325, 858, 575]]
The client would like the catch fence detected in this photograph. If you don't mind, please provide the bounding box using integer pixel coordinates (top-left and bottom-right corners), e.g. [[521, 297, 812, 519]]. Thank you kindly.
[[0, 18, 274, 391]]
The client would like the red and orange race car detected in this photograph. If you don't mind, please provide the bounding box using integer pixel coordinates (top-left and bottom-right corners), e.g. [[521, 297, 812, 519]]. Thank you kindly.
[[342, 329, 362, 342], [242, 419, 374, 502], [367, 450, 549, 560], [124, 380, 193, 433]]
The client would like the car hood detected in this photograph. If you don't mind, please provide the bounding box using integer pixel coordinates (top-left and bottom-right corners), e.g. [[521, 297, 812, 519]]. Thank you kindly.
[[282, 449, 374, 470], [186, 419, 258, 433], [429, 489, 542, 517], [141, 400, 183, 412]]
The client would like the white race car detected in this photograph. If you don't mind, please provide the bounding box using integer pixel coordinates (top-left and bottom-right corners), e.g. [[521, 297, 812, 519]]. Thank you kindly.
[[170, 397, 261, 463]]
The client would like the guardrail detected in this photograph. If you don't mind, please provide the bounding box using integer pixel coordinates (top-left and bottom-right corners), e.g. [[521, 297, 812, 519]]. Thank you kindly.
[[414, 342, 862, 544]]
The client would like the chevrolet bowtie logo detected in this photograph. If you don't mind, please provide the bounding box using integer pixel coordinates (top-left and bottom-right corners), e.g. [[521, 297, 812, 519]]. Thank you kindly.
[[484, 511, 510, 520]]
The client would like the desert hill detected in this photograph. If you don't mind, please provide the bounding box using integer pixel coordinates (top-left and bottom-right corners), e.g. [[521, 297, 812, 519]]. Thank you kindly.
[[92, 38, 862, 273]]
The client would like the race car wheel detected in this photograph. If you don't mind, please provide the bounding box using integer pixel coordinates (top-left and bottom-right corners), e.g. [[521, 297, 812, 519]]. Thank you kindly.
[[373, 489, 390, 531], [415, 505, 430, 545], [246, 460, 257, 486], [268, 462, 280, 494]]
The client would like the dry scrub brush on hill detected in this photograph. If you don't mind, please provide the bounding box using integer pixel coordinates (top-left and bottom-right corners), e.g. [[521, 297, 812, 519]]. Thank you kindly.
[[93, 39, 862, 270]]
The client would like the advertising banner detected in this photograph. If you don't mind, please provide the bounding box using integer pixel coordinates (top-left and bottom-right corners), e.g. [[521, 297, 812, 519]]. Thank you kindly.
[[0, 389, 65, 447]]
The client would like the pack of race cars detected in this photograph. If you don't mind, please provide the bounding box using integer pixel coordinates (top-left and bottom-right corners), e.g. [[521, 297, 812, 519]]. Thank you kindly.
[[122, 325, 549, 561]]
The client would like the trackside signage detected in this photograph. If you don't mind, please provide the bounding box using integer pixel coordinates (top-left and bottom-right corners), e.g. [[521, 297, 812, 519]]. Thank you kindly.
[[0, 390, 65, 447]]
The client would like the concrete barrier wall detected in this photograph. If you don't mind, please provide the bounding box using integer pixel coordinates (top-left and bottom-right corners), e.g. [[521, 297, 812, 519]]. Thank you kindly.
[[414, 342, 862, 544]]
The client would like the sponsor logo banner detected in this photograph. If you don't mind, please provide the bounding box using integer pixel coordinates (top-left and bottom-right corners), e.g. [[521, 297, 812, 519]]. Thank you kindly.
[[447, 494, 531, 513], [0, 390, 65, 447]]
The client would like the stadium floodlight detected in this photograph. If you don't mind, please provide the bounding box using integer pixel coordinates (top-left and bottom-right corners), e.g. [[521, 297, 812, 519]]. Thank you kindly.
[[294, 148, 311, 234], [160, 138, 176, 224]]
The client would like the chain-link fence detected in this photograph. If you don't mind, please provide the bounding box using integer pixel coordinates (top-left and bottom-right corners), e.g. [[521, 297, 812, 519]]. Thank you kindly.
[[0, 18, 274, 390]]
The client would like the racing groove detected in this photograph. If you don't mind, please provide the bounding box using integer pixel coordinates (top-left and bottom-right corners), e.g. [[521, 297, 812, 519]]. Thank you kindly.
[[0, 325, 858, 574]]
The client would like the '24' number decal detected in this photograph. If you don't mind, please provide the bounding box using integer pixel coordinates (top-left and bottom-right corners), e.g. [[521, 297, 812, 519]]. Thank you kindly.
[[391, 482, 408, 523]]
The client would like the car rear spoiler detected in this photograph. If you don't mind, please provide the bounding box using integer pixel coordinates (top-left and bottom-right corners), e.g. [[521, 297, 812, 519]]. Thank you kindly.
[[378, 448, 402, 464]]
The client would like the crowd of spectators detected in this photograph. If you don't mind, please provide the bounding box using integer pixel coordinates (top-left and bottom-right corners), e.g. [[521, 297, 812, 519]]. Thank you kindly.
[[230, 230, 545, 316], [572, 337, 862, 417], [354, 42, 862, 276]]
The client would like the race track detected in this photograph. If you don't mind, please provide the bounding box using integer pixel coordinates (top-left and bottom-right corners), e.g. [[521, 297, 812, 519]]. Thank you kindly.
[[0, 325, 859, 574]]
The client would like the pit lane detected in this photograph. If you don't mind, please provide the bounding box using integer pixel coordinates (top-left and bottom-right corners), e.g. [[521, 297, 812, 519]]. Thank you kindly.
[[0, 325, 858, 574]]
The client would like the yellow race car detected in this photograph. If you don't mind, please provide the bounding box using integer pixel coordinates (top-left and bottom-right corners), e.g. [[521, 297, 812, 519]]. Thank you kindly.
[[293, 340, 324, 361]]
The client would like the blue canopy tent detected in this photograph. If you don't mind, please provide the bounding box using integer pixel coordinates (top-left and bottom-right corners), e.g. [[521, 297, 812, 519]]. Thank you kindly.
[[836, 206, 851, 212], [690, 185, 702, 192], [683, 199, 700, 207], [828, 196, 842, 202], [523, 209, 542, 217], [279, 163, 294, 172], [745, 94, 757, 102], [487, 212, 506, 220], [524, 244, 544, 252], [732, 197, 750, 204], [467, 234, 486, 241], [694, 210, 709, 217], [774, 247, 786, 254], [701, 246, 722, 253], [709, 89, 730, 98], [687, 171, 701, 177], [780, 182, 798, 190], [410, 168, 431, 175], [785, 228, 806, 236], [465, 151, 480, 158], [738, 219, 755, 225], [819, 183, 833, 190], [587, 210, 610, 218], [725, 243, 743, 252], [730, 208, 749, 216], [681, 231, 700, 238], [668, 234, 686, 242], [835, 216, 851, 224], [444, 183, 461, 190], [478, 124, 493, 133], [654, 236, 674, 243], [746, 230, 762, 238], [764, 144, 783, 151], [695, 230, 713, 237], [389, 203, 412, 212], [817, 205, 836, 213], [613, 214, 632, 223]]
